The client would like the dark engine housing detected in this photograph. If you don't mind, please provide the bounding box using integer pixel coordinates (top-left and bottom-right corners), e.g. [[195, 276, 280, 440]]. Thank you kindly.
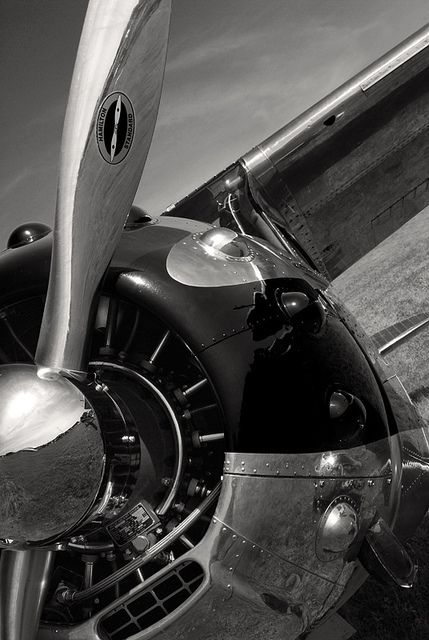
[[0, 215, 426, 639]]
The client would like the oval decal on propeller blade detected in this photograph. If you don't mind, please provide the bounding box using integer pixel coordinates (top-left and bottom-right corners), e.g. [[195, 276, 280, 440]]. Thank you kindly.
[[96, 92, 135, 164]]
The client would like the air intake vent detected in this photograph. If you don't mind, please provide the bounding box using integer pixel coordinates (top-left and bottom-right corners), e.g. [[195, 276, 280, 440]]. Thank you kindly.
[[99, 561, 204, 640]]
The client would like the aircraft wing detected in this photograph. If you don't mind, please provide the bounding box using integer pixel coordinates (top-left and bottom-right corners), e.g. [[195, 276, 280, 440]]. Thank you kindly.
[[372, 312, 429, 355], [165, 23, 429, 280]]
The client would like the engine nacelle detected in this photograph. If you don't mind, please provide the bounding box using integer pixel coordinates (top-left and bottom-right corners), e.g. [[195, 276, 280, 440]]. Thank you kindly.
[[0, 216, 426, 639]]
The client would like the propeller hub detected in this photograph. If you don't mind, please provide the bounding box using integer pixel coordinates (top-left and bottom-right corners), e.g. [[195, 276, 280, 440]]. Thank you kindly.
[[0, 365, 105, 546]]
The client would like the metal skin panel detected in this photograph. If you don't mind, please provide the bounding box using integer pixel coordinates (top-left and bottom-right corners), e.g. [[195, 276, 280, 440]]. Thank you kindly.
[[223, 434, 429, 547], [165, 231, 308, 288], [214, 469, 387, 585], [168, 24, 429, 280], [36, 524, 334, 640], [224, 447, 391, 479], [241, 24, 429, 279], [36, 472, 372, 640]]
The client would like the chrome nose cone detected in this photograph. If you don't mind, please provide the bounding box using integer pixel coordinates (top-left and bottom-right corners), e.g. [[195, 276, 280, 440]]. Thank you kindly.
[[0, 365, 105, 546], [0, 365, 85, 455]]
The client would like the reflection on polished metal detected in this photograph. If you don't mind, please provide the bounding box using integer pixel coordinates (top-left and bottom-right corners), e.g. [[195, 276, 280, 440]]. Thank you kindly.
[[0, 365, 105, 545], [279, 291, 310, 318], [328, 390, 367, 445], [35, 0, 172, 376], [182, 378, 208, 398], [316, 498, 359, 561], [224, 447, 392, 478], [329, 391, 350, 418], [0, 549, 54, 640], [220, 455, 384, 586], [7, 223, 51, 250], [198, 228, 253, 261], [148, 329, 170, 364], [0, 364, 84, 455], [90, 361, 183, 517], [167, 230, 302, 288], [199, 432, 224, 443]]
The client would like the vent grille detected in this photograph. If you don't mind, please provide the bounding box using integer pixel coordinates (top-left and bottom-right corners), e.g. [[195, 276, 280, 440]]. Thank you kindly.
[[99, 562, 204, 640]]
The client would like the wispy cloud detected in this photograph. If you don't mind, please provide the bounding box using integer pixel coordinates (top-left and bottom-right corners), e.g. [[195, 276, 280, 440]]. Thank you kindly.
[[23, 101, 65, 132], [167, 31, 259, 73], [0, 170, 33, 202], [138, 14, 396, 214], [156, 18, 377, 131]]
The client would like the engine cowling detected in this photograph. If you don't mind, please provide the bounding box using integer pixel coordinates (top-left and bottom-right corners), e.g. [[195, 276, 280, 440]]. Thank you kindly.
[[0, 215, 424, 639]]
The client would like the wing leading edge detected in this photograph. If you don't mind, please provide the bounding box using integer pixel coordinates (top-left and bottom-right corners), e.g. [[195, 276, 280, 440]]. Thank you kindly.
[[165, 23, 429, 280]]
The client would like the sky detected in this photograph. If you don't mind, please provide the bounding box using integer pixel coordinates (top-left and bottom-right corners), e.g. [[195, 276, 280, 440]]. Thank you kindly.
[[1, 0, 429, 243]]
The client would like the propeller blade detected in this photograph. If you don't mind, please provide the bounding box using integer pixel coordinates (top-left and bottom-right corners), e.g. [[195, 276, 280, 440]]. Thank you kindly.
[[35, 0, 171, 378]]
